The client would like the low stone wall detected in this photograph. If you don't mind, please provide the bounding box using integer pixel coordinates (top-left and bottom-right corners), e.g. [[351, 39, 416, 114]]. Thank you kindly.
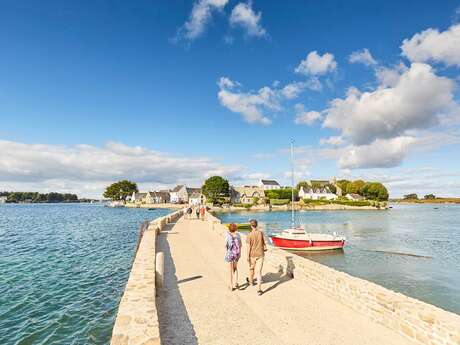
[[110, 209, 185, 345], [207, 213, 460, 345]]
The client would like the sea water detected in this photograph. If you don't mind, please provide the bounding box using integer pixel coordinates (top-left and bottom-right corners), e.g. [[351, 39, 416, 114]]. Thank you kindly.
[[0, 203, 171, 345]]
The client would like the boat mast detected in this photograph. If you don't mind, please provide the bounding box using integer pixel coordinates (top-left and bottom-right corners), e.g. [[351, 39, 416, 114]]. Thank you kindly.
[[291, 139, 295, 229]]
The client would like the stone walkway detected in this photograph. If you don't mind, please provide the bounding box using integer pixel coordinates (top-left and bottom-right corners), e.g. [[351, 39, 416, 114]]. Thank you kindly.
[[156, 216, 415, 345]]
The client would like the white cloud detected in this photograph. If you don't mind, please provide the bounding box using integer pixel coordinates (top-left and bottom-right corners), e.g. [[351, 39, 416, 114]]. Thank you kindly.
[[339, 136, 416, 169], [323, 63, 456, 145], [281, 82, 307, 99], [230, 1, 267, 37], [401, 24, 460, 66], [320, 136, 344, 146], [280, 79, 323, 98], [176, 0, 228, 42], [0, 140, 241, 198], [217, 77, 279, 124], [294, 104, 322, 126], [349, 48, 377, 66], [295, 51, 337, 76], [374, 63, 408, 88], [305, 77, 323, 91]]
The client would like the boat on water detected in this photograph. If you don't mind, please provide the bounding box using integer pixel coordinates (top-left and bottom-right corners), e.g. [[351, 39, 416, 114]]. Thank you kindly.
[[269, 140, 346, 252], [270, 228, 345, 251]]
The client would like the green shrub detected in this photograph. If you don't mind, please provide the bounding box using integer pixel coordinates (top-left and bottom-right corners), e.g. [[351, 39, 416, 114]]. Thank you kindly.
[[270, 199, 291, 205], [302, 199, 330, 205], [265, 188, 298, 200], [332, 200, 371, 207], [233, 203, 252, 209]]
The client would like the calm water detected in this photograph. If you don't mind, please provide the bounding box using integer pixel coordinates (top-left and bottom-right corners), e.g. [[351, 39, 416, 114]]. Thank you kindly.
[[0, 204, 171, 345], [217, 204, 460, 315]]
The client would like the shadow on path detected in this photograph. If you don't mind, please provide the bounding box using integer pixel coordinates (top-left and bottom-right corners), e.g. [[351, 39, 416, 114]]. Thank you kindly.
[[156, 223, 198, 345], [260, 256, 295, 295], [178, 276, 203, 284]]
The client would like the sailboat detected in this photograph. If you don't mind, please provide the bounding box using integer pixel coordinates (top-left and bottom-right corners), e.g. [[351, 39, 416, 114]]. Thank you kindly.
[[269, 140, 346, 251]]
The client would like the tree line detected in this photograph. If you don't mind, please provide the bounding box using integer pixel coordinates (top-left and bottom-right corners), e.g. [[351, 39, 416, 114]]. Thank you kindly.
[[335, 179, 389, 201], [403, 193, 436, 200], [0, 191, 79, 203]]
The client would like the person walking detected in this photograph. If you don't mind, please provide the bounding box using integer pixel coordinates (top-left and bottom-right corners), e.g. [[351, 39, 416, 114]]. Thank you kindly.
[[246, 219, 266, 296], [186, 207, 192, 219], [199, 205, 205, 221], [225, 223, 242, 291], [195, 207, 200, 219]]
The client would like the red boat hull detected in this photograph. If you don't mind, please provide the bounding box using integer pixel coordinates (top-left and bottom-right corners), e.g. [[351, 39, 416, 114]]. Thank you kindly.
[[270, 236, 345, 251]]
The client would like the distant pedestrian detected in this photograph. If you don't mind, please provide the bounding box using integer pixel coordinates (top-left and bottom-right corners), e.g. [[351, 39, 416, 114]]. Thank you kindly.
[[246, 219, 266, 296], [225, 223, 242, 291], [186, 207, 192, 219], [195, 207, 200, 219], [199, 205, 205, 221]]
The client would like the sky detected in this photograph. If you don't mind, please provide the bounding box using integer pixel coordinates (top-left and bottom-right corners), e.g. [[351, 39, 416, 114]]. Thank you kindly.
[[1, 0, 460, 198]]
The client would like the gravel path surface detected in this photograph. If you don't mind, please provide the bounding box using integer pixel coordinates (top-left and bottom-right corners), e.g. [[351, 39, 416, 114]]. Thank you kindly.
[[156, 217, 414, 345]]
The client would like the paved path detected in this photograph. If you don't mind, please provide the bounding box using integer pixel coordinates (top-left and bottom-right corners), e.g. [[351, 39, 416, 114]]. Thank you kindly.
[[156, 216, 414, 345]]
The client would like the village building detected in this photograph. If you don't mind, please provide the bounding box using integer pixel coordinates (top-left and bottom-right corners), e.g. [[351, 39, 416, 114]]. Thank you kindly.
[[0, 196, 7, 204], [169, 185, 188, 204], [230, 186, 265, 204], [188, 190, 205, 205], [346, 193, 365, 201], [299, 185, 338, 200], [131, 192, 147, 204], [145, 191, 170, 204], [259, 179, 281, 190], [298, 178, 341, 200]]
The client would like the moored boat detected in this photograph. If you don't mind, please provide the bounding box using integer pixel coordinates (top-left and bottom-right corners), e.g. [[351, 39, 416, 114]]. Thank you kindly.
[[269, 228, 345, 251], [269, 140, 346, 252]]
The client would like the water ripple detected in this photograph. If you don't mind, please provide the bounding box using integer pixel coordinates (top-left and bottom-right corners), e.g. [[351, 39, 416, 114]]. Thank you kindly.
[[0, 204, 170, 345]]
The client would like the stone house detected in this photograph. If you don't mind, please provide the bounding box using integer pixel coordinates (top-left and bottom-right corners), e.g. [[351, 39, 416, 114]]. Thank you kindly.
[[145, 191, 170, 204], [131, 192, 147, 204], [230, 186, 265, 204]]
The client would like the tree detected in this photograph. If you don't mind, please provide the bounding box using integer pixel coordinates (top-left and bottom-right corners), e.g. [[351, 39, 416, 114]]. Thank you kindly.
[[424, 194, 436, 200], [103, 180, 138, 201], [346, 180, 365, 194], [361, 182, 389, 201], [403, 193, 418, 200], [296, 181, 310, 190], [328, 183, 337, 194], [337, 179, 351, 194], [202, 176, 229, 204]]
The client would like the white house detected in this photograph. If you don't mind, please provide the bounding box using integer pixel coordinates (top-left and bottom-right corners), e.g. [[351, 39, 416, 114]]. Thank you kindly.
[[299, 186, 337, 200], [0, 196, 7, 204], [259, 179, 281, 190], [170, 185, 188, 203], [346, 193, 365, 201], [185, 188, 203, 205]]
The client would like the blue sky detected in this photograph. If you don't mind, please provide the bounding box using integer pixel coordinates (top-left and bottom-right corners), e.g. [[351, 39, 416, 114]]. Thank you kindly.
[[1, 0, 460, 198]]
